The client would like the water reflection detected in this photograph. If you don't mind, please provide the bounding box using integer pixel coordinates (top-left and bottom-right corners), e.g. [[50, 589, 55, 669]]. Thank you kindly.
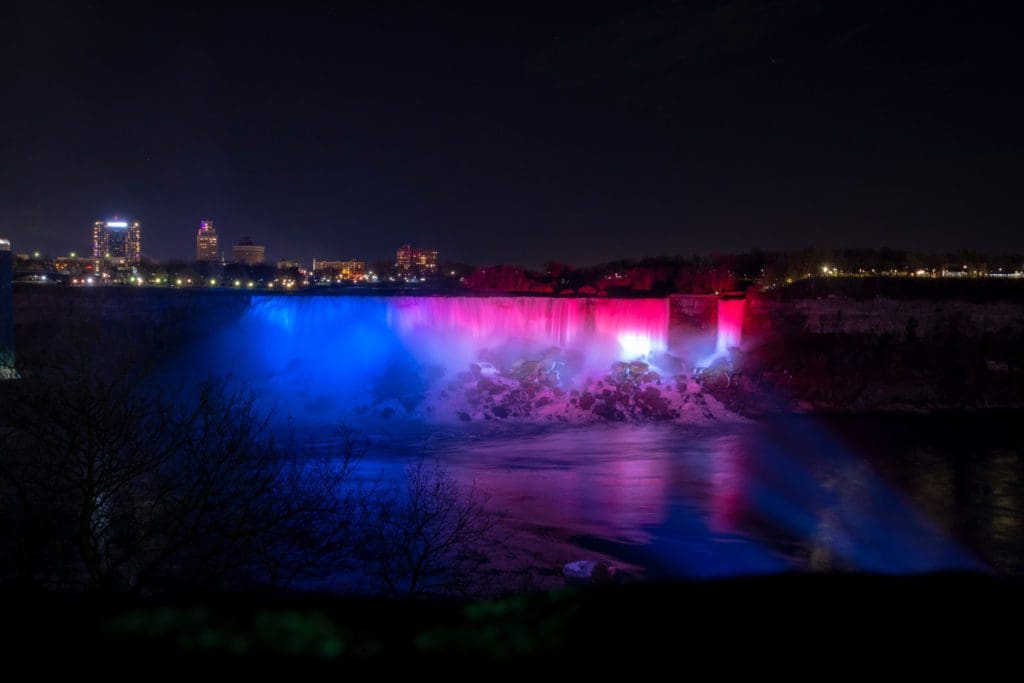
[[360, 416, 1014, 579]]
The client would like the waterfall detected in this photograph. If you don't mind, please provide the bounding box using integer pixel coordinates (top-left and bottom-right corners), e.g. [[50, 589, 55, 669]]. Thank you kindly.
[[715, 298, 745, 356], [203, 295, 671, 422], [387, 296, 668, 361]]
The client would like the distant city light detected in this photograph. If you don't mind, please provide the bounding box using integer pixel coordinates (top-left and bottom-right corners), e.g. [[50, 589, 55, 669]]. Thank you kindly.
[[209, 278, 218, 286], [234, 280, 241, 287], [33, 251, 40, 258], [175, 278, 183, 285], [69, 252, 76, 258], [106, 221, 129, 228]]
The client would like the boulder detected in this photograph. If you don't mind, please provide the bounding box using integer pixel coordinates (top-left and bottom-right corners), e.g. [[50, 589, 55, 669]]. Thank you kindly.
[[593, 403, 625, 421], [477, 378, 507, 395], [508, 360, 540, 380], [470, 361, 499, 379], [628, 361, 649, 376], [563, 560, 617, 584]]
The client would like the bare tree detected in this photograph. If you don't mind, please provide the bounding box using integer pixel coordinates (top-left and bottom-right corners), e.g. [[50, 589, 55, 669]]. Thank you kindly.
[[0, 328, 502, 598], [364, 458, 496, 598], [0, 338, 364, 593]]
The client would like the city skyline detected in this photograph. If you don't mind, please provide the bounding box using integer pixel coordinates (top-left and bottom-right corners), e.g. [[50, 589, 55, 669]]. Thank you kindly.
[[23, 215, 451, 269], [3, 3, 1022, 267]]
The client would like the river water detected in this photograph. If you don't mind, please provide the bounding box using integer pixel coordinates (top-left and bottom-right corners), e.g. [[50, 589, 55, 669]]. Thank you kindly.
[[349, 413, 1023, 582]]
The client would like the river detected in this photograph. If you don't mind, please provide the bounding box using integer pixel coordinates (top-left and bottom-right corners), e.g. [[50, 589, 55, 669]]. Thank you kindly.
[[346, 413, 1022, 585]]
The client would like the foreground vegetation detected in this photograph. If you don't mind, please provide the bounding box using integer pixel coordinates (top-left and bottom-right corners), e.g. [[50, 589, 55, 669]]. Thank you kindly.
[[1, 574, 1020, 669], [0, 328, 496, 598]]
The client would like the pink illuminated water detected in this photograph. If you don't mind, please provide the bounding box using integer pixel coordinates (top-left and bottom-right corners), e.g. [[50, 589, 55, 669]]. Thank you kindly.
[[351, 417, 992, 581], [715, 298, 745, 356], [387, 296, 669, 369], [209, 294, 743, 422]]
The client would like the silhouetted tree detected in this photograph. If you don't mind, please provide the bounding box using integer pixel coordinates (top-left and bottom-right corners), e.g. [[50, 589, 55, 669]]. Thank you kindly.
[[364, 458, 495, 598], [0, 341, 361, 592]]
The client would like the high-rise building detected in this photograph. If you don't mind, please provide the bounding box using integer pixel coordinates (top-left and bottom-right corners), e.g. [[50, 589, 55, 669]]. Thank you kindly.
[[396, 243, 412, 270], [232, 237, 266, 265], [196, 219, 219, 261], [92, 219, 141, 264], [0, 238, 14, 379], [396, 243, 438, 271], [313, 259, 365, 280], [413, 248, 439, 271]]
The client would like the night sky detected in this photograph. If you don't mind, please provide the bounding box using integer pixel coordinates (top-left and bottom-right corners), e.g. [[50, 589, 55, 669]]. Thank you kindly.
[[3, 1, 1022, 266]]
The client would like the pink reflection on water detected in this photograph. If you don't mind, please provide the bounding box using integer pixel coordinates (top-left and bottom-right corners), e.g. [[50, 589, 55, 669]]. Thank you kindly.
[[708, 435, 750, 534], [435, 427, 672, 544]]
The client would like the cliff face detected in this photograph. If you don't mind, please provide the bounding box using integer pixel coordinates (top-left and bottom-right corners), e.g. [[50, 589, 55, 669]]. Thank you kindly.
[[13, 286, 253, 326], [747, 296, 1024, 339], [722, 293, 1024, 414], [12, 286, 1024, 416]]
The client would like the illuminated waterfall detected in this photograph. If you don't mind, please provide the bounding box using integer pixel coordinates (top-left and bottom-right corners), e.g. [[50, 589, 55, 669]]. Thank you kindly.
[[695, 296, 746, 369], [197, 294, 744, 422], [715, 298, 745, 356], [387, 296, 669, 363], [204, 296, 670, 421]]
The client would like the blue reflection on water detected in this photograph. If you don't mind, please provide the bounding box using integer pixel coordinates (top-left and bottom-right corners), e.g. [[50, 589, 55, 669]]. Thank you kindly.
[[366, 420, 986, 580]]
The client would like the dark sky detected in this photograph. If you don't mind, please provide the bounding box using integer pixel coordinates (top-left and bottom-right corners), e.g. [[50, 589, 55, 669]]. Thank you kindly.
[[2, 1, 1022, 266]]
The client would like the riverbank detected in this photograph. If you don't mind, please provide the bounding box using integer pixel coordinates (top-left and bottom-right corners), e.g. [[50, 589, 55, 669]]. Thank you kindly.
[[3, 574, 1020, 669]]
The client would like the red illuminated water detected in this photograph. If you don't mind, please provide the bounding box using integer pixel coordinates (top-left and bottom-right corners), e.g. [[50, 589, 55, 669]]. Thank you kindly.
[[388, 296, 669, 364], [715, 298, 745, 357], [221, 294, 745, 423]]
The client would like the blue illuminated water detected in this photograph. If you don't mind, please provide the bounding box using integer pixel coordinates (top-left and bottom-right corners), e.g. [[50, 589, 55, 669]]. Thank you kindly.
[[196, 295, 685, 425]]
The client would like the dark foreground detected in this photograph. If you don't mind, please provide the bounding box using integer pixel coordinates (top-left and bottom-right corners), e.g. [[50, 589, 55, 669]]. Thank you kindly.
[[4, 575, 1021, 672]]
